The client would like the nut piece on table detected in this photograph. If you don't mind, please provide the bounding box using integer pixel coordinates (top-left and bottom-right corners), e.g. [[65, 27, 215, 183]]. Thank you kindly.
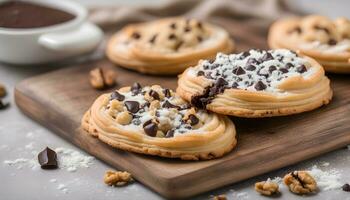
[[104, 170, 133, 187], [283, 171, 317, 195], [0, 83, 6, 98], [89, 67, 116, 90], [212, 194, 227, 200], [255, 179, 279, 196]]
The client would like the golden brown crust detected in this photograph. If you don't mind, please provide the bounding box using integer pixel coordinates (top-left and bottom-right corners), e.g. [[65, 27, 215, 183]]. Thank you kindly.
[[106, 17, 234, 75], [268, 15, 350, 73]]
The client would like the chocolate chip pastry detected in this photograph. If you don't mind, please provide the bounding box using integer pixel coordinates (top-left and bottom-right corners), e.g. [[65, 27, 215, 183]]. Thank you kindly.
[[268, 15, 350, 73], [82, 83, 236, 160], [177, 49, 332, 117], [106, 17, 234, 75]]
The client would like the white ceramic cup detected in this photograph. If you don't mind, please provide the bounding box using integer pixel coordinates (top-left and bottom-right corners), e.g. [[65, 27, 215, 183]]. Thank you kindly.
[[0, 0, 103, 64]]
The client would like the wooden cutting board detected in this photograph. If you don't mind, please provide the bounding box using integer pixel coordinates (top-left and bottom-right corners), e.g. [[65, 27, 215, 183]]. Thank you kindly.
[[14, 18, 350, 199]]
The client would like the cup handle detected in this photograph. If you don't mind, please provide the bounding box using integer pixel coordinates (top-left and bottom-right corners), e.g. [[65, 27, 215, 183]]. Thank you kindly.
[[38, 22, 103, 53]]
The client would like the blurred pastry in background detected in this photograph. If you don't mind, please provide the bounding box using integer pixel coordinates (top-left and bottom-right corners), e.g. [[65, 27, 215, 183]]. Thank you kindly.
[[269, 15, 350, 74], [106, 17, 234, 75]]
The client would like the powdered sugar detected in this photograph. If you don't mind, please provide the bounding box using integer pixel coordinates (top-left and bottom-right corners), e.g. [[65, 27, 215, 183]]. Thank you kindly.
[[55, 147, 94, 172], [308, 165, 342, 191]]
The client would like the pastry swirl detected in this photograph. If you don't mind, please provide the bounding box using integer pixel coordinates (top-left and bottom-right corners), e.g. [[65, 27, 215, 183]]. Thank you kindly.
[[268, 15, 350, 73], [106, 17, 234, 75], [177, 49, 333, 117], [82, 84, 236, 160]]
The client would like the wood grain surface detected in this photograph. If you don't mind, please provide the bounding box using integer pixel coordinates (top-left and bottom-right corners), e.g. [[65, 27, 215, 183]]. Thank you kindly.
[[15, 18, 350, 199]]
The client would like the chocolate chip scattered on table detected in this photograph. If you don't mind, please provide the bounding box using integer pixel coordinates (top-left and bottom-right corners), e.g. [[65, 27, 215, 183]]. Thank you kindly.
[[37, 147, 58, 169]]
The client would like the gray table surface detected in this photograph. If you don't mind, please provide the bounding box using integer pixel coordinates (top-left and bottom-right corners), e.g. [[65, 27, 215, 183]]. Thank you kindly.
[[1, 1, 350, 200]]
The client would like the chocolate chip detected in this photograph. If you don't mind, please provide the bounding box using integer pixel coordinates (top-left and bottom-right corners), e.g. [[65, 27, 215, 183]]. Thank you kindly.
[[216, 78, 228, 87], [149, 90, 160, 100], [131, 82, 142, 95], [261, 52, 274, 62], [232, 82, 239, 88], [131, 32, 141, 39], [110, 91, 125, 101], [162, 100, 180, 109], [169, 23, 176, 29], [342, 183, 350, 192], [168, 33, 176, 40], [279, 68, 289, 74], [257, 69, 269, 78], [240, 51, 250, 59], [247, 58, 260, 65], [285, 62, 294, 69], [197, 70, 205, 76], [0, 99, 9, 110], [149, 34, 158, 43], [254, 81, 266, 91], [163, 88, 172, 98], [124, 101, 140, 113], [188, 114, 199, 126], [268, 65, 277, 73], [38, 147, 58, 169], [184, 26, 191, 32], [328, 39, 337, 45], [232, 67, 246, 75], [165, 130, 175, 138], [296, 65, 307, 73], [133, 119, 141, 125], [245, 64, 256, 71], [205, 72, 213, 79], [143, 122, 158, 137], [143, 119, 152, 127]]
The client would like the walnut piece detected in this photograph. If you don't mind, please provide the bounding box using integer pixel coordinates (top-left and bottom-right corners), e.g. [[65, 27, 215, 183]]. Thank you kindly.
[[283, 171, 317, 194], [0, 83, 6, 98], [212, 194, 227, 200], [104, 170, 132, 187], [89, 67, 116, 90], [116, 111, 132, 125], [255, 179, 279, 196]]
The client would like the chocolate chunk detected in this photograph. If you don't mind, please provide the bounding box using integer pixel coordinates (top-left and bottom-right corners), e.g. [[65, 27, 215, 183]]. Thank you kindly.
[[328, 39, 337, 45], [268, 65, 277, 73], [162, 100, 180, 109], [38, 147, 58, 169], [143, 119, 152, 127], [188, 114, 199, 126], [110, 91, 125, 101], [279, 68, 289, 74], [0, 99, 9, 110], [240, 51, 250, 59], [168, 33, 176, 40], [232, 82, 239, 88], [131, 32, 141, 39], [232, 67, 246, 75], [197, 70, 205, 76], [184, 26, 191, 32], [149, 34, 158, 43], [169, 23, 176, 29], [261, 52, 274, 62], [285, 62, 294, 69], [143, 122, 158, 137], [342, 183, 350, 192], [131, 82, 142, 95], [124, 101, 140, 113], [245, 64, 256, 71], [165, 130, 175, 138], [254, 81, 266, 91], [296, 65, 307, 73], [163, 88, 172, 98], [216, 78, 228, 87], [149, 90, 160, 100]]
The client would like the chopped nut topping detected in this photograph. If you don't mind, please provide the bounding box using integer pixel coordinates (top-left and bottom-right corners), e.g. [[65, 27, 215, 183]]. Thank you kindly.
[[104, 170, 132, 187], [89, 67, 116, 90], [116, 111, 132, 125], [0, 83, 6, 98], [213, 194, 227, 200], [109, 99, 124, 111], [283, 171, 317, 195], [255, 179, 279, 196]]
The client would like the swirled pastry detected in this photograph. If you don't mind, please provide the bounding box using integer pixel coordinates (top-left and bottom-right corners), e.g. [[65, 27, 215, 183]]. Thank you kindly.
[[82, 83, 236, 160], [106, 17, 234, 75], [268, 15, 350, 73], [177, 49, 332, 117]]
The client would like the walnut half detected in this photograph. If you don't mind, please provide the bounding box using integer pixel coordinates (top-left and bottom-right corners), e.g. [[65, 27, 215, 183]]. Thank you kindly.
[[89, 67, 116, 90], [255, 179, 279, 196], [104, 170, 133, 187], [283, 171, 317, 195]]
